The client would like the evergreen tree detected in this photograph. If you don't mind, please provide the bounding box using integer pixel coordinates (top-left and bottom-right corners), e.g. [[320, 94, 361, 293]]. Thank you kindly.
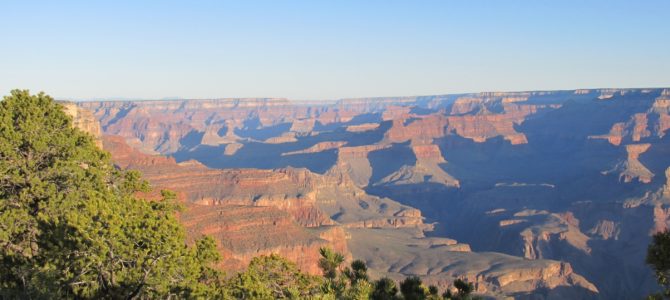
[[342, 259, 372, 300], [343, 279, 374, 300], [319, 247, 345, 280], [443, 278, 477, 300], [319, 247, 347, 297], [227, 254, 323, 299], [0, 90, 222, 298], [371, 277, 399, 300], [400, 276, 427, 300], [343, 259, 369, 285], [647, 229, 670, 299]]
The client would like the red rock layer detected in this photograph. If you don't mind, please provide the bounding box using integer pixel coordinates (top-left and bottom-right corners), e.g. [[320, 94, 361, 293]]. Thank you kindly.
[[181, 204, 347, 274], [102, 135, 431, 273], [386, 115, 449, 144], [103, 135, 348, 274], [106, 134, 336, 226], [412, 144, 446, 162]]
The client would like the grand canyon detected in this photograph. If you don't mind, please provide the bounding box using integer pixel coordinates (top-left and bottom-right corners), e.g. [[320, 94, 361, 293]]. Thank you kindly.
[[59, 88, 670, 299]]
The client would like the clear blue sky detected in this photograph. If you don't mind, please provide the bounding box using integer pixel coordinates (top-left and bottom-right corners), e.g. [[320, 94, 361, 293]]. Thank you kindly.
[[1, 0, 669, 100]]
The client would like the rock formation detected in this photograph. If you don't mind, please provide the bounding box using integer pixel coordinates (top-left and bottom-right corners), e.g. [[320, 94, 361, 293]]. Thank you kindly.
[[77, 88, 670, 298], [61, 102, 103, 148], [602, 143, 654, 183]]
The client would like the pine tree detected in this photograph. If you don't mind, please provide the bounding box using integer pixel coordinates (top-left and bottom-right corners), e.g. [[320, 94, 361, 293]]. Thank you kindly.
[[400, 276, 427, 300], [371, 277, 399, 300]]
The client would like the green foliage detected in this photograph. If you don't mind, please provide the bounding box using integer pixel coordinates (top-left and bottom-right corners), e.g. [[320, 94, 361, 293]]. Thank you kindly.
[[319, 247, 345, 280], [428, 285, 438, 296], [371, 277, 400, 300], [227, 254, 323, 299], [400, 276, 428, 300], [318, 248, 377, 299], [0, 90, 222, 298], [319, 247, 348, 297], [443, 278, 477, 300], [342, 259, 372, 300], [343, 259, 369, 285], [647, 229, 670, 298], [314, 248, 481, 300], [343, 279, 373, 300]]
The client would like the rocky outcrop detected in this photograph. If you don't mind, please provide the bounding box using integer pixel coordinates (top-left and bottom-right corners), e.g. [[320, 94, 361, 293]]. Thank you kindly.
[[61, 102, 103, 148], [201, 121, 238, 146], [264, 132, 298, 144], [602, 143, 654, 183], [411, 144, 446, 161], [591, 89, 670, 144], [445, 107, 530, 145], [653, 89, 670, 138], [80, 98, 318, 153], [282, 141, 347, 156], [103, 135, 349, 274], [290, 118, 315, 133], [374, 162, 459, 187], [373, 143, 460, 187], [653, 205, 670, 234], [441, 94, 560, 145], [347, 228, 598, 298], [346, 123, 379, 132], [484, 261, 597, 297], [78, 90, 565, 157], [181, 204, 347, 274], [587, 220, 620, 240], [499, 219, 527, 227], [223, 143, 244, 155], [450, 97, 487, 115], [490, 210, 592, 260], [382, 105, 412, 121], [326, 145, 391, 187], [592, 113, 651, 146], [386, 115, 449, 144], [102, 134, 432, 266], [106, 136, 338, 226]]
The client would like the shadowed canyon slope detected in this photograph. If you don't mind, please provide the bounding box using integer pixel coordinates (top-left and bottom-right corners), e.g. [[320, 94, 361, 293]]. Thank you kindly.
[[75, 88, 670, 299]]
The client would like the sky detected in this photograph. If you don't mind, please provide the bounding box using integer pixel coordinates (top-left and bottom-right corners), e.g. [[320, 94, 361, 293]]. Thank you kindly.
[[0, 0, 669, 100]]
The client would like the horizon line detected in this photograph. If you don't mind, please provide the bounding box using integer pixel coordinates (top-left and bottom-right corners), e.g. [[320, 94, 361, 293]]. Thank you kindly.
[[51, 85, 670, 103]]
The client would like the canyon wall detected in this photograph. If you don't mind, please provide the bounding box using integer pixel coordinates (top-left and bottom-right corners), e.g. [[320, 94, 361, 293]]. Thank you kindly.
[[77, 88, 670, 298]]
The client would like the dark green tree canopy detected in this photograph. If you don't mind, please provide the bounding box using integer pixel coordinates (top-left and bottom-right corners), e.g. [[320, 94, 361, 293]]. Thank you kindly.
[[372, 277, 400, 300], [0, 90, 221, 299], [400, 276, 427, 300], [227, 253, 323, 299], [647, 229, 670, 299]]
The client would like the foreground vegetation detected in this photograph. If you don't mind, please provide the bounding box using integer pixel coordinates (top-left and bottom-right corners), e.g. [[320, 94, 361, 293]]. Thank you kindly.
[[0, 90, 225, 298], [226, 248, 477, 300]]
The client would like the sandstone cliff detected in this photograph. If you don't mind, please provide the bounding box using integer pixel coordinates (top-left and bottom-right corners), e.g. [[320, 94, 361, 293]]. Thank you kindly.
[[61, 102, 103, 148]]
